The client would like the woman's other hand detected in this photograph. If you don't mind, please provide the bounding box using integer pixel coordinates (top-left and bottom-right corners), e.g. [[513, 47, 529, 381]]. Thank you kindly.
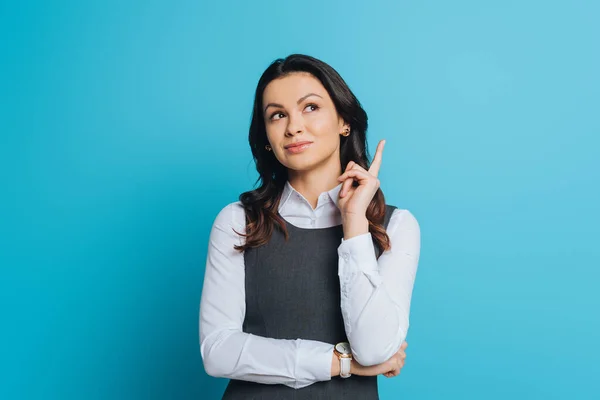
[[351, 340, 407, 378]]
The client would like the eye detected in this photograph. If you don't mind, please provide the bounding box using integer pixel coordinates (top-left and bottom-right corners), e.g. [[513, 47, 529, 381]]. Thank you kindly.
[[304, 103, 319, 112], [270, 111, 285, 121]]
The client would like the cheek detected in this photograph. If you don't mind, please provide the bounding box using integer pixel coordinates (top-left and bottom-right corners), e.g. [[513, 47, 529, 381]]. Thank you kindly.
[[307, 112, 338, 136], [265, 124, 283, 142]]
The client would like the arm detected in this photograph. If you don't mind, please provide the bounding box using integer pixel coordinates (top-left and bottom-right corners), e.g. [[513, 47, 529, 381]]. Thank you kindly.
[[199, 203, 336, 389], [337, 209, 421, 366]]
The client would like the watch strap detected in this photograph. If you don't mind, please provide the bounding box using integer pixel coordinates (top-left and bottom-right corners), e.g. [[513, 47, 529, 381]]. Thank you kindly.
[[340, 357, 351, 378]]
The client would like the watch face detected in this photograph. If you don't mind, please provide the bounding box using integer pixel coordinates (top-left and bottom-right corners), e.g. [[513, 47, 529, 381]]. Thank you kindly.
[[335, 342, 351, 354]]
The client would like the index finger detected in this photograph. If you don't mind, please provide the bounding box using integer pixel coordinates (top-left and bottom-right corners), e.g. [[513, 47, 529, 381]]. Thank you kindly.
[[368, 139, 386, 177]]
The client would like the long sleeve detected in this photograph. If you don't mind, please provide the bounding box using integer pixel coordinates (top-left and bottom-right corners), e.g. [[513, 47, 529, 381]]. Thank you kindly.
[[337, 209, 421, 366], [199, 202, 334, 389]]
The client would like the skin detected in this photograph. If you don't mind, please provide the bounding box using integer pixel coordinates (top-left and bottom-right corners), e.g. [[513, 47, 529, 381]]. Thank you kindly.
[[262, 72, 406, 378], [332, 341, 408, 379], [263, 71, 350, 211]]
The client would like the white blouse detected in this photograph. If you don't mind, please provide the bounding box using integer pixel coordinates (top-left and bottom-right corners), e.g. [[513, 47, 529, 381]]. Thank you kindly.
[[199, 181, 421, 389]]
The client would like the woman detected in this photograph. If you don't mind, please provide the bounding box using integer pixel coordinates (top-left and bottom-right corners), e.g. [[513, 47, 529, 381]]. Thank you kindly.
[[199, 54, 421, 399]]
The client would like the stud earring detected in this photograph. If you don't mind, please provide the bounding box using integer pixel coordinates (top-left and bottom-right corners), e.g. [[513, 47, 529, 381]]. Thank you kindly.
[[341, 129, 350, 137], [265, 144, 272, 151]]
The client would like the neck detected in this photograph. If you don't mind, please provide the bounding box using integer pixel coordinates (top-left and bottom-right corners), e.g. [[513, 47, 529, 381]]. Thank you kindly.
[[287, 153, 343, 210]]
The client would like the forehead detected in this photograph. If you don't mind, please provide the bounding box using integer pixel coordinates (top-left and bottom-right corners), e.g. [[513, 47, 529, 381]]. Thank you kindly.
[[263, 72, 329, 103]]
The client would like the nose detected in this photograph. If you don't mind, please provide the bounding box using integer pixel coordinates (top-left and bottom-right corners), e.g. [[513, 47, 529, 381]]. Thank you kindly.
[[285, 113, 304, 137], [285, 128, 302, 137]]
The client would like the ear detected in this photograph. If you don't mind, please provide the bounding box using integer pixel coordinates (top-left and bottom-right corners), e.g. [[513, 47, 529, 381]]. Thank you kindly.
[[339, 119, 350, 134]]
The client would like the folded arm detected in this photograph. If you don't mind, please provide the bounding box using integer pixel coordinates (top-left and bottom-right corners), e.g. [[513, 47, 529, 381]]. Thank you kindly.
[[200, 203, 334, 389], [337, 209, 421, 366]]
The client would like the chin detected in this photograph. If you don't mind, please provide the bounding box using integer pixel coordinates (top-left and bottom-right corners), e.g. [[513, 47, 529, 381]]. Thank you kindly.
[[284, 158, 320, 172]]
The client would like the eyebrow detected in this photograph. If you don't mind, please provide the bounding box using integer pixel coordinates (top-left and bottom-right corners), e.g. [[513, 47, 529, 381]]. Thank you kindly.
[[263, 93, 323, 114]]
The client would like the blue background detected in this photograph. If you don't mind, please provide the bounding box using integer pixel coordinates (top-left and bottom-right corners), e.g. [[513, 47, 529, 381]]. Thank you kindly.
[[1, 0, 599, 398]]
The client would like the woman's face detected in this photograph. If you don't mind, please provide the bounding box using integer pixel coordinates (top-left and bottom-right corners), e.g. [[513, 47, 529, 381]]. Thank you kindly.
[[262, 72, 349, 173]]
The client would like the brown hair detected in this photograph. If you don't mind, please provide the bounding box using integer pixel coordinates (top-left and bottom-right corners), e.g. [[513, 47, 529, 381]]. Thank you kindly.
[[233, 54, 391, 258]]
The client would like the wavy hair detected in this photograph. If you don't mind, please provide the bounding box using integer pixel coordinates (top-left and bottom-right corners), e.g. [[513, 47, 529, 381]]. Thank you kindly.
[[233, 54, 391, 258]]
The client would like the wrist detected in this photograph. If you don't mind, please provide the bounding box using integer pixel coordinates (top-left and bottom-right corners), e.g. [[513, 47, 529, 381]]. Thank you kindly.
[[350, 359, 362, 375], [331, 351, 341, 377], [333, 342, 353, 378], [342, 216, 369, 240]]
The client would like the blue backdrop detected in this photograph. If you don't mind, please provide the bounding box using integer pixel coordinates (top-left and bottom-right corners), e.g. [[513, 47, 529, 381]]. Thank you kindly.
[[1, 1, 598, 399]]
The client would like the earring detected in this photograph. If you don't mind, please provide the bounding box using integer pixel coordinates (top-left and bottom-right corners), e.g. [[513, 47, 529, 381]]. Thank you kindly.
[[265, 144, 272, 151], [342, 129, 350, 137]]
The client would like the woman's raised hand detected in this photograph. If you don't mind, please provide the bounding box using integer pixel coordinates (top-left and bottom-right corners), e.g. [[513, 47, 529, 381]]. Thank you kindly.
[[337, 140, 386, 219]]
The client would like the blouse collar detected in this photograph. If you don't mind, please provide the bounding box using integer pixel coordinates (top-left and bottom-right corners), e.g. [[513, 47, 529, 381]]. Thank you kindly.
[[279, 180, 343, 212]]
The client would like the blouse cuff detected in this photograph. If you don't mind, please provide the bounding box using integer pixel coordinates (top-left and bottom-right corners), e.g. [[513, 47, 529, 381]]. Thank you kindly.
[[294, 339, 334, 389]]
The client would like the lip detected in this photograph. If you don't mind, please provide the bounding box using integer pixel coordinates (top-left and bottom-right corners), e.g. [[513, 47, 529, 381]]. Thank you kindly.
[[284, 141, 313, 149], [285, 142, 313, 154]]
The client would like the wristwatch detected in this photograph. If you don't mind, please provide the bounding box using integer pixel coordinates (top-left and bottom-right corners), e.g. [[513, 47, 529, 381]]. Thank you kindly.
[[333, 342, 353, 378]]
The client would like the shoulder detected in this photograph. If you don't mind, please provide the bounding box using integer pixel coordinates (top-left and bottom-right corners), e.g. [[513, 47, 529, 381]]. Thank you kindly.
[[209, 201, 247, 248], [212, 201, 246, 232], [386, 208, 421, 255], [388, 207, 420, 234]]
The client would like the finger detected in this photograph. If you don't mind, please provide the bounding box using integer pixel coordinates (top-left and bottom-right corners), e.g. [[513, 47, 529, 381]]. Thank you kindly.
[[339, 161, 354, 198], [338, 162, 370, 181], [368, 139, 386, 177], [343, 160, 355, 173], [338, 163, 361, 181], [350, 162, 367, 172], [339, 161, 368, 176], [337, 168, 374, 187], [401, 341, 408, 350], [340, 177, 354, 198], [349, 163, 374, 178]]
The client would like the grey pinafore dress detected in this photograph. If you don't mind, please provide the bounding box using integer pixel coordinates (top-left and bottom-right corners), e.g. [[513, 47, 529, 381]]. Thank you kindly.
[[222, 204, 397, 400]]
